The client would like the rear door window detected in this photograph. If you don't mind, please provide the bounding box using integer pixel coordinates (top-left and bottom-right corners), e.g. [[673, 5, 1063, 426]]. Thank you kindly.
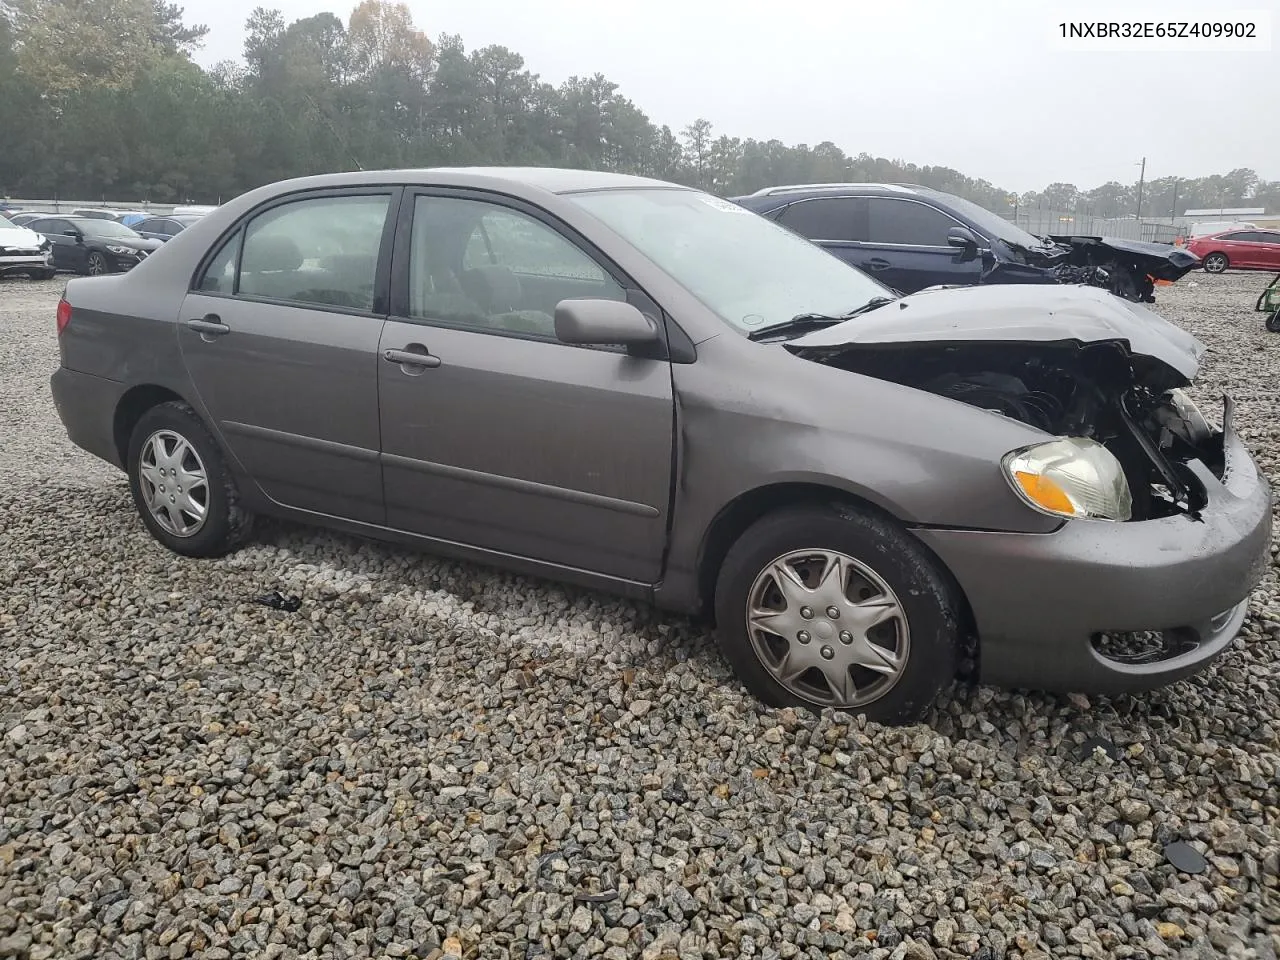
[[776, 198, 867, 242], [196, 231, 240, 293], [234, 194, 391, 311]]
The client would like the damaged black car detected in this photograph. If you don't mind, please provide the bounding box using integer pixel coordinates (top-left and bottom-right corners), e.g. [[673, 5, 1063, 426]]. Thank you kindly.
[[732, 183, 1200, 303]]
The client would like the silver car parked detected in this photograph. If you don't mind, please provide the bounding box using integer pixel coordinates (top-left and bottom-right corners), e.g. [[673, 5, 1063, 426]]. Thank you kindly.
[[50, 168, 1272, 724]]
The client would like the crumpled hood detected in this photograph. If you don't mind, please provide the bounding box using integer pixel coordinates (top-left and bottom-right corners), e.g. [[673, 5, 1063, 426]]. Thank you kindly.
[[1045, 234, 1201, 282], [786, 282, 1206, 381], [0, 223, 45, 249]]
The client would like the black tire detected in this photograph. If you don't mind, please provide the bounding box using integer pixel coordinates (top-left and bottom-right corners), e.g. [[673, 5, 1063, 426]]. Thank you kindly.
[[1267, 312, 1280, 333], [713, 503, 962, 725], [1203, 252, 1228, 274], [126, 401, 253, 558], [28, 268, 55, 280], [85, 251, 109, 275]]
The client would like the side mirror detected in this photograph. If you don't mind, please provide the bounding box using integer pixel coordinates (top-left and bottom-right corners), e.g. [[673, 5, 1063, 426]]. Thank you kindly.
[[947, 225, 979, 249], [63, 229, 83, 242], [554, 298, 660, 347]]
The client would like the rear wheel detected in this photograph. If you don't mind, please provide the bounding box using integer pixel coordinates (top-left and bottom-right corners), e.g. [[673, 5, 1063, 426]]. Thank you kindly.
[[713, 503, 962, 725], [27, 268, 55, 280], [126, 401, 253, 557], [1203, 252, 1229, 273], [1267, 312, 1280, 333]]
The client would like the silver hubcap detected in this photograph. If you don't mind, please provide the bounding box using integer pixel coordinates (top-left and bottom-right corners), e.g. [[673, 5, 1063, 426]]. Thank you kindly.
[[746, 549, 909, 708], [139, 429, 209, 538]]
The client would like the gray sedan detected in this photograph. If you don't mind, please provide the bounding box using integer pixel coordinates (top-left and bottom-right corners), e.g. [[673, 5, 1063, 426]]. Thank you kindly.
[[49, 167, 1272, 724]]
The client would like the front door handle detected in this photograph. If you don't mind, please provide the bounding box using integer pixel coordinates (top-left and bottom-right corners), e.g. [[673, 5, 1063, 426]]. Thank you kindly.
[[186, 315, 230, 336], [867, 258, 891, 270], [384, 347, 442, 369]]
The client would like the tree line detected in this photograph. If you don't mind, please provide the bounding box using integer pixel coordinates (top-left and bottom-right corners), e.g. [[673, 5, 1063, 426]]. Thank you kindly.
[[1, 0, 1276, 220]]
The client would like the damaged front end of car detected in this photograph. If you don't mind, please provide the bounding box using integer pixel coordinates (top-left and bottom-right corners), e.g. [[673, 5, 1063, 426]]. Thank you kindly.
[[986, 235, 1201, 304], [801, 338, 1222, 521], [786, 285, 1225, 523]]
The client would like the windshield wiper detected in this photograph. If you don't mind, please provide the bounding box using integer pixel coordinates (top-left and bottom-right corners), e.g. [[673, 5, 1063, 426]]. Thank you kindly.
[[747, 297, 894, 341]]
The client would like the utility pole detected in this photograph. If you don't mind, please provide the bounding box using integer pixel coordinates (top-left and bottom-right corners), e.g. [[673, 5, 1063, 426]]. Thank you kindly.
[[1170, 178, 1179, 224], [1135, 156, 1146, 220]]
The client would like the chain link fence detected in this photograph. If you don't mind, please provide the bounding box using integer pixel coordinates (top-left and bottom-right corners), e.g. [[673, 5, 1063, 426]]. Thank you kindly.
[[1008, 208, 1181, 244]]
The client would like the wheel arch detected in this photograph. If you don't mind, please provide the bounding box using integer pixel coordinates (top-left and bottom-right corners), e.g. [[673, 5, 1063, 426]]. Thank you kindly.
[[694, 480, 979, 675], [112, 384, 190, 466]]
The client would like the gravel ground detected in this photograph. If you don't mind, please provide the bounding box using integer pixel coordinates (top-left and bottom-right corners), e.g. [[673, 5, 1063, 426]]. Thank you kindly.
[[1, 273, 1278, 960]]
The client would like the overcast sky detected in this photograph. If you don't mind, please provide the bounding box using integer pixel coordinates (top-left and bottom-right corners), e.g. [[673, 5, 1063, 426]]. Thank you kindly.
[[187, 0, 1279, 193]]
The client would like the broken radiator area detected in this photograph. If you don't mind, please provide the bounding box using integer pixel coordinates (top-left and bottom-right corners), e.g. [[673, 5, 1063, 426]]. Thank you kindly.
[[820, 341, 1219, 521], [1049, 259, 1156, 303]]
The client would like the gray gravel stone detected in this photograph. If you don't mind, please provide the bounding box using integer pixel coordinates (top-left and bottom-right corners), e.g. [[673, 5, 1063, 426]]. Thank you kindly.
[[1, 273, 1278, 957]]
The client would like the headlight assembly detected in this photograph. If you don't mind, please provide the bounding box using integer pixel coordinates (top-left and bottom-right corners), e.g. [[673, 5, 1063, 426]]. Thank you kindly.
[[105, 245, 136, 255], [1003, 437, 1133, 522]]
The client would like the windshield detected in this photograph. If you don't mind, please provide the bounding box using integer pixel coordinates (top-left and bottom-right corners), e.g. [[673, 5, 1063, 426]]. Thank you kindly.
[[567, 188, 893, 334], [76, 219, 141, 239], [924, 191, 1050, 249]]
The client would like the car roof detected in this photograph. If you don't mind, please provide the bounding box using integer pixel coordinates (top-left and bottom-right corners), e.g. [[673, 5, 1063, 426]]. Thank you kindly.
[[1208, 227, 1280, 236], [744, 182, 933, 199], [43, 216, 113, 227], [248, 166, 685, 196], [731, 182, 951, 210]]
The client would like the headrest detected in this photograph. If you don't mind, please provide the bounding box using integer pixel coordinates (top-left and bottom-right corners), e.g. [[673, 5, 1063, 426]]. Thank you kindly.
[[247, 234, 303, 272], [460, 265, 521, 311]]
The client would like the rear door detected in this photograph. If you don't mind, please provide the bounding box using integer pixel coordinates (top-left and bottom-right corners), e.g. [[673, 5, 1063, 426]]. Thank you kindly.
[[775, 196, 872, 271], [177, 188, 398, 525], [1253, 232, 1280, 269], [1236, 232, 1280, 268], [377, 190, 675, 582], [1217, 231, 1254, 267]]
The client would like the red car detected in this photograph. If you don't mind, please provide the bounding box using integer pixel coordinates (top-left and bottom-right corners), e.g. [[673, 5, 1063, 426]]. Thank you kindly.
[[1186, 228, 1280, 274]]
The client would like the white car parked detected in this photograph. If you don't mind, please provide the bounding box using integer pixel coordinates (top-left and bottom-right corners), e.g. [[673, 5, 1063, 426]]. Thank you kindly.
[[0, 218, 54, 279]]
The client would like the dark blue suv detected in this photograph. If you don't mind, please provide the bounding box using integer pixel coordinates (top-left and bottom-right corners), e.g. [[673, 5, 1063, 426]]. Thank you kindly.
[[732, 183, 1198, 303]]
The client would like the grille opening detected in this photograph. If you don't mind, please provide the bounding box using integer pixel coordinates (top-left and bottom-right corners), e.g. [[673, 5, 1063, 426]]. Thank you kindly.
[[1091, 627, 1201, 666]]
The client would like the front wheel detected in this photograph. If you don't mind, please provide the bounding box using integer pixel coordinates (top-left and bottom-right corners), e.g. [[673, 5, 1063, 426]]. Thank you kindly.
[[1203, 252, 1229, 274], [85, 251, 109, 275], [1267, 312, 1280, 333], [126, 401, 253, 557], [713, 504, 963, 725]]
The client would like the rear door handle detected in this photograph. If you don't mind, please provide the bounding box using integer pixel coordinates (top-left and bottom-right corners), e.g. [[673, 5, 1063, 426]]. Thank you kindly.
[[186, 315, 230, 335], [867, 258, 891, 270], [384, 347, 442, 369]]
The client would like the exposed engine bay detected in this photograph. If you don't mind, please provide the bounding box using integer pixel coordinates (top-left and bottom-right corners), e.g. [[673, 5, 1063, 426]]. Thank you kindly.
[[991, 235, 1201, 304], [817, 340, 1224, 521]]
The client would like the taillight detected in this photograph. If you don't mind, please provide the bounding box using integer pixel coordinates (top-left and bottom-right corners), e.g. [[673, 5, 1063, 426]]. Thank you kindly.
[[56, 298, 72, 336]]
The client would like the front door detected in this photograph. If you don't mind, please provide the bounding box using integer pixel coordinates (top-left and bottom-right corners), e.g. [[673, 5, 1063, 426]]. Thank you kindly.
[[378, 192, 675, 583], [860, 197, 984, 293], [35, 219, 87, 272], [177, 189, 397, 525]]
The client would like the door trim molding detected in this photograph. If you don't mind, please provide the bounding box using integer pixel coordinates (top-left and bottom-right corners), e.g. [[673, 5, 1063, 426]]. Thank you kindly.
[[223, 420, 379, 462], [382, 452, 661, 518]]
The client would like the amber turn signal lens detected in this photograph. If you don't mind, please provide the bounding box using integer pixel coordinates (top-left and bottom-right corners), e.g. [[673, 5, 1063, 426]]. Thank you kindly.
[[1013, 470, 1076, 515]]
